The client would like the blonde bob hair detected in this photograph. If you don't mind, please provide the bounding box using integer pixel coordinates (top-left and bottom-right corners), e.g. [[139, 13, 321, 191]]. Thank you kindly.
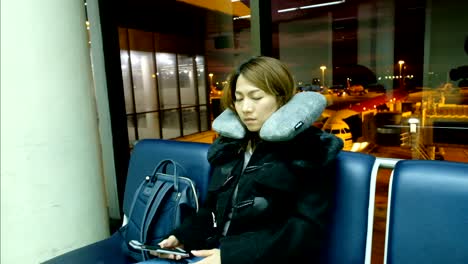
[[221, 56, 296, 111]]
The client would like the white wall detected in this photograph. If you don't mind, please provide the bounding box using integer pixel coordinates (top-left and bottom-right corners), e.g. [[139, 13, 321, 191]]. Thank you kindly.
[[1, 0, 110, 263]]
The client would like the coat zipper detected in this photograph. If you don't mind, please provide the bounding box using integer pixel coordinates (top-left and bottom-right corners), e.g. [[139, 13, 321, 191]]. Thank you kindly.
[[233, 199, 254, 209], [211, 212, 217, 228]]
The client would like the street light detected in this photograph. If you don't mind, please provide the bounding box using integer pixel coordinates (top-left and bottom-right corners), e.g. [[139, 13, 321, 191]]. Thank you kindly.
[[320, 66, 327, 87], [398, 60, 405, 88], [208, 73, 214, 88], [398, 60, 405, 77]]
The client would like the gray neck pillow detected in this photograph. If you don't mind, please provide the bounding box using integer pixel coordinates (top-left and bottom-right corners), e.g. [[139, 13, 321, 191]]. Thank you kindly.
[[212, 92, 327, 141]]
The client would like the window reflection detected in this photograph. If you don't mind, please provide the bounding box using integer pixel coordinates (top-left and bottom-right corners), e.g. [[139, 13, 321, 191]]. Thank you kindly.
[[119, 28, 134, 114], [137, 112, 161, 139], [161, 110, 181, 139], [127, 115, 136, 143], [178, 55, 197, 107], [196, 56, 207, 105], [128, 30, 158, 112], [117, 0, 468, 162], [276, 0, 468, 162], [156, 53, 178, 110], [182, 107, 199, 136], [111, 3, 468, 264], [121, 53, 134, 114], [199, 105, 209, 131], [130, 50, 158, 112], [119, 29, 210, 143]]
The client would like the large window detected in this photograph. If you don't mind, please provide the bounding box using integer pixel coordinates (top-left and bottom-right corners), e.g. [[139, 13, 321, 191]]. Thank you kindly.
[[117, 0, 468, 162], [111, 2, 467, 262], [119, 28, 210, 143], [270, 0, 468, 162]]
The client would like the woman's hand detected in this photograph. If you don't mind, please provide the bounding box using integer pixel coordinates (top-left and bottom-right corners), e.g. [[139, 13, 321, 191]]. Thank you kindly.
[[159, 235, 182, 248], [191, 248, 221, 264], [149, 235, 186, 260]]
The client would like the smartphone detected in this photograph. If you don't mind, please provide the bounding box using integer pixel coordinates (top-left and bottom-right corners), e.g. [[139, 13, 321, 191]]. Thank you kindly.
[[129, 240, 190, 257]]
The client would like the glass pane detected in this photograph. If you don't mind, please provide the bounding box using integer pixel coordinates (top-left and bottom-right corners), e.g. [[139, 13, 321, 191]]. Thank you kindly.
[[196, 56, 207, 104], [127, 115, 136, 143], [129, 30, 158, 112], [182, 107, 199, 136], [200, 105, 209, 131], [156, 52, 178, 109], [137, 112, 161, 139], [279, 17, 332, 87], [119, 28, 134, 114], [178, 55, 197, 107], [121, 50, 134, 114], [161, 109, 181, 139], [204, 1, 252, 106], [274, 0, 468, 162], [118, 1, 249, 143]]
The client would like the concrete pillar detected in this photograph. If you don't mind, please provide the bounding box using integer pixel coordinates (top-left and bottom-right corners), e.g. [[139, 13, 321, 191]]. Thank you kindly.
[[86, 0, 120, 220], [1, 1, 109, 263]]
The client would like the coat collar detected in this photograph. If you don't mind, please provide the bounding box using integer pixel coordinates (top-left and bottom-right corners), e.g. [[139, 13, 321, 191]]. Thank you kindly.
[[208, 126, 344, 168]]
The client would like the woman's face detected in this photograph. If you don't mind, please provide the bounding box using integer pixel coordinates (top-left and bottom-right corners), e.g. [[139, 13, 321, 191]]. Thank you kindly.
[[234, 74, 279, 132]]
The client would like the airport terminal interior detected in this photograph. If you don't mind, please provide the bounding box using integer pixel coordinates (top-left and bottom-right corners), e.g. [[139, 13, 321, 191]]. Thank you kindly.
[[2, 0, 468, 263], [115, 3, 468, 261]]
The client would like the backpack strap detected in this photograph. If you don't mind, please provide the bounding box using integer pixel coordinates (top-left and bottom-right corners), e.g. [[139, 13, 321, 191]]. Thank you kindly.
[[126, 179, 147, 226], [139, 180, 165, 236], [127, 159, 170, 222], [140, 181, 173, 260], [150, 160, 181, 192]]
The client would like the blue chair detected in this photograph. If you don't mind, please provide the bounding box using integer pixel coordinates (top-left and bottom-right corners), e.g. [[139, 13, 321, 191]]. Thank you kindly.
[[384, 160, 468, 264], [43, 139, 212, 264], [320, 151, 377, 264], [44, 141, 378, 264]]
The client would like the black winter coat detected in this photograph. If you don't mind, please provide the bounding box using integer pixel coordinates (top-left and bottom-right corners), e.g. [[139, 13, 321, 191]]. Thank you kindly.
[[172, 126, 344, 264]]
